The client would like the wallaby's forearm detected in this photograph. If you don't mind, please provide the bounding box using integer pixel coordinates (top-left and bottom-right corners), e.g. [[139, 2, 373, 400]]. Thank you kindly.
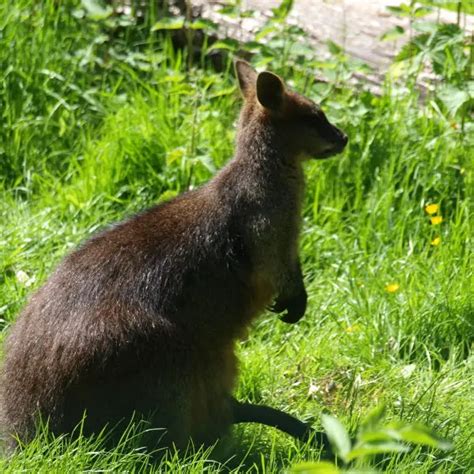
[[231, 398, 330, 451]]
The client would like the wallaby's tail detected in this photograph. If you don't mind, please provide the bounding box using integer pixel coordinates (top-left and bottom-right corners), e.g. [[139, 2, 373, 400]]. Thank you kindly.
[[231, 398, 331, 453]]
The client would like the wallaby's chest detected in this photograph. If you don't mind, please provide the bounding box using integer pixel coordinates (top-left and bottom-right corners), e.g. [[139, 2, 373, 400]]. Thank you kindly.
[[241, 183, 303, 290]]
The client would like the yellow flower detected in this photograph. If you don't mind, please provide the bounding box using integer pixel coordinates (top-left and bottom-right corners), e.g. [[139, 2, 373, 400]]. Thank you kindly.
[[345, 324, 361, 334], [431, 236, 441, 246], [385, 283, 400, 293], [425, 203, 439, 215], [430, 216, 443, 225]]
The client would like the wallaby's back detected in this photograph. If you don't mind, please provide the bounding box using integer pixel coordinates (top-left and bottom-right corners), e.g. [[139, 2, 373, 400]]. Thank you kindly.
[[2, 187, 256, 447]]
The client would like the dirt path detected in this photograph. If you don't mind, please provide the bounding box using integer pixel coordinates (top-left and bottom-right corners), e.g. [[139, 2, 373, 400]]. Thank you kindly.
[[193, 0, 473, 90]]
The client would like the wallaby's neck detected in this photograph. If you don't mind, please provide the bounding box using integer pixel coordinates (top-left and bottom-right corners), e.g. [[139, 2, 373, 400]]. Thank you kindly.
[[236, 120, 298, 169], [220, 120, 305, 205]]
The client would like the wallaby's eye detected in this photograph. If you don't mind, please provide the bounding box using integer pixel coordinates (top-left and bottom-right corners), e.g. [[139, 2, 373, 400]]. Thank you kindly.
[[301, 112, 326, 129], [310, 113, 324, 125]]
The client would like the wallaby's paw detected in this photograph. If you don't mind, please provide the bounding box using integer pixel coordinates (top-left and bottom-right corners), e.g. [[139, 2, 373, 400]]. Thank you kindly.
[[270, 290, 307, 324]]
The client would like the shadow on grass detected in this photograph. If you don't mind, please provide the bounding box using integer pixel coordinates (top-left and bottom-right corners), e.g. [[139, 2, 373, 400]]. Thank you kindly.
[[0, 419, 328, 473]]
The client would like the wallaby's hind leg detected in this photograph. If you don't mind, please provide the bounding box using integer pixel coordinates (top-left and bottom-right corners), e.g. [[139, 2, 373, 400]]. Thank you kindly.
[[231, 398, 331, 453]]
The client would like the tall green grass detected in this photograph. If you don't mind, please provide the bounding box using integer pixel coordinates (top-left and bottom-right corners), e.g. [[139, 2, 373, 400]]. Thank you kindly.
[[1, 0, 473, 472]]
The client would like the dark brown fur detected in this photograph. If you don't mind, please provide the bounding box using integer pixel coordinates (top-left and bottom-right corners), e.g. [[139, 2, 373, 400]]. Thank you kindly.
[[0, 61, 347, 450]]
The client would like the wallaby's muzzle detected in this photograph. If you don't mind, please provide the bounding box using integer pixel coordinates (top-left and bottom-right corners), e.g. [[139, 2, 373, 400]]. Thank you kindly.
[[316, 125, 348, 159]]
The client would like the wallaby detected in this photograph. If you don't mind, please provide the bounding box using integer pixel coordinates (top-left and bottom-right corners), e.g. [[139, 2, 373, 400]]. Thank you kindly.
[[0, 60, 347, 452]]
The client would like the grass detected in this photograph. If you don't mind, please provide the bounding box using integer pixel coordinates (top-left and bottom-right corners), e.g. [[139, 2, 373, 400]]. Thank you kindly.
[[1, 0, 473, 472]]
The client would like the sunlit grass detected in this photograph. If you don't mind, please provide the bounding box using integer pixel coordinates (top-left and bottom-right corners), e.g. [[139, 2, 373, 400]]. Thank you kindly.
[[1, 0, 473, 472]]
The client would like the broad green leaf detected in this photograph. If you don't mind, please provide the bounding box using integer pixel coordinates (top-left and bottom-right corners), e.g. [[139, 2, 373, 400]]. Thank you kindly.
[[347, 442, 410, 461], [217, 5, 239, 16], [381, 26, 405, 42], [81, 0, 112, 20], [255, 24, 279, 41], [327, 40, 343, 55], [321, 414, 351, 460], [437, 85, 471, 117], [151, 17, 185, 31], [291, 42, 316, 58], [207, 39, 240, 52], [359, 405, 386, 433], [359, 429, 398, 443], [412, 20, 439, 33], [395, 37, 425, 62], [386, 6, 404, 15], [398, 424, 453, 450], [414, 6, 433, 17], [290, 461, 340, 474], [272, 0, 294, 20], [243, 40, 273, 55], [188, 18, 218, 31], [386, 4, 412, 16]]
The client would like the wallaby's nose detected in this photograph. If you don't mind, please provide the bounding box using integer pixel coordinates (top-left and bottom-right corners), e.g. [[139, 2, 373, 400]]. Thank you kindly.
[[341, 133, 348, 147], [332, 125, 348, 149], [334, 129, 348, 151]]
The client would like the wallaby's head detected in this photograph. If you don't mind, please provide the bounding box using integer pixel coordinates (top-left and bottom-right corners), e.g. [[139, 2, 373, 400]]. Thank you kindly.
[[235, 60, 348, 160]]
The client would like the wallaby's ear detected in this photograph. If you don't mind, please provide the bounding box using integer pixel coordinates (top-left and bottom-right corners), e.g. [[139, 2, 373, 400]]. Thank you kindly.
[[235, 59, 257, 97], [256, 71, 285, 111]]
